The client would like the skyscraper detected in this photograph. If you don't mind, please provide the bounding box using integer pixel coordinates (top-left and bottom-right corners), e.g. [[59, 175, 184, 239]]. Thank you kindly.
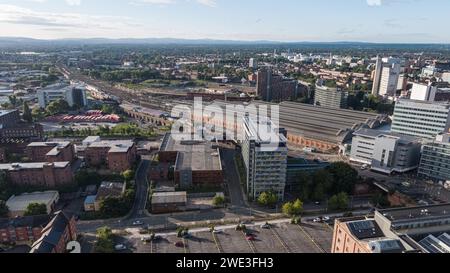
[[256, 67, 298, 102], [372, 57, 401, 97]]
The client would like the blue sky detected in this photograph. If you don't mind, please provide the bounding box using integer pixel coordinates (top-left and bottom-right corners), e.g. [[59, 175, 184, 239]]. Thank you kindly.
[[0, 0, 448, 43]]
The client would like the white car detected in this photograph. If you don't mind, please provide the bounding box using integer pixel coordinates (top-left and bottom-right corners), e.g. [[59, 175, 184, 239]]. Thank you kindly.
[[132, 221, 144, 226], [114, 244, 127, 251], [212, 230, 222, 234]]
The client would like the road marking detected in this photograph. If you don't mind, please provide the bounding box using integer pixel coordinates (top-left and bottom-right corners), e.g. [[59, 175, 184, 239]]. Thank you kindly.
[[270, 226, 291, 253], [296, 225, 326, 253], [241, 231, 257, 254], [182, 238, 189, 254]]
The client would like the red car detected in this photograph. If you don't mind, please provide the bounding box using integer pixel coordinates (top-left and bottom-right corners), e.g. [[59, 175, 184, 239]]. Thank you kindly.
[[175, 242, 185, 248], [246, 235, 256, 241]]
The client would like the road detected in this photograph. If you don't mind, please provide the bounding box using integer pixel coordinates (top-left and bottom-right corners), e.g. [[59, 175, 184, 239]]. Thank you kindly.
[[220, 148, 247, 208], [127, 157, 151, 220]]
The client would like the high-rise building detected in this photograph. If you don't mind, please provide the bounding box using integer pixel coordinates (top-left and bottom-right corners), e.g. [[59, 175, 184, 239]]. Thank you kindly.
[[241, 116, 288, 201], [372, 57, 401, 97], [314, 82, 348, 109], [249, 58, 257, 69], [38, 83, 87, 109], [350, 129, 421, 174], [256, 67, 298, 102], [410, 83, 438, 101], [418, 133, 450, 182], [391, 99, 450, 139]]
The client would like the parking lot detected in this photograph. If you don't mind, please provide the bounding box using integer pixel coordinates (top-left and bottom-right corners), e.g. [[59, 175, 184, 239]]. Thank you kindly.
[[131, 221, 333, 253]]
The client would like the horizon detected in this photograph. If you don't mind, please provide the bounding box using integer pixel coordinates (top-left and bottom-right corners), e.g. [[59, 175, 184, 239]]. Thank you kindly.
[[0, 0, 450, 43]]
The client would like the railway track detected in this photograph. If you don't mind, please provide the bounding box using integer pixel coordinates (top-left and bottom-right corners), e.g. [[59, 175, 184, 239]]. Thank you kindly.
[[270, 226, 291, 253]]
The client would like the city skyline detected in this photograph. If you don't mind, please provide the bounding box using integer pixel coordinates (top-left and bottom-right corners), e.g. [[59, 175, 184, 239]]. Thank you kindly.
[[0, 0, 449, 43]]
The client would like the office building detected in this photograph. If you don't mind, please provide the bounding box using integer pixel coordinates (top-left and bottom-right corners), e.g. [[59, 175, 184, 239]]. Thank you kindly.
[[314, 83, 348, 109], [159, 133, 223, 189], [372, 57, 401, 97], [332, 203, 450, 253], [350, 129, 421, 174], [418, 133, 450, 182], [6, 191, 60, 218], [242, 116, 288, 201], [37, 83, 87, 109], [410, 83, 438, 101], [391, 99, 450, 139], [257, 67, 298, 102]]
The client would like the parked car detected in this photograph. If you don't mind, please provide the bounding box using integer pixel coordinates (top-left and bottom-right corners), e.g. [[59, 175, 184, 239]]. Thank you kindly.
[[133, 220, 144, 226], [175, 242, 184, 248], [212, 229, 222, 234], [246, 235, 256, 241], [261, 223, 271, 229], [114, 244, 127, 251]]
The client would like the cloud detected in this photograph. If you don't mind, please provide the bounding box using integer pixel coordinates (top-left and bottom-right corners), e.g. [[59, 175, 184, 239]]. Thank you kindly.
[[65, 0, 81, 6], [134, 0, 216, 7], [366, 0, 382, 5]]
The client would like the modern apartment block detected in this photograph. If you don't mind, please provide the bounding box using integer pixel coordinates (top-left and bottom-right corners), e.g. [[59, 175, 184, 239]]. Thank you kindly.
[[0, 162, 74, 188], [418, 133, 450, 182], [350, 129, 421, 174], [391, 99, 450, 139], [314, 83, 348, 109], [26, 142, 76, 163], [257, 67, 298, 102], [241, 116, 288, 201], [332, 203, 450, 253], [372, 56, 401, 97], [37, 83, 87, 108]]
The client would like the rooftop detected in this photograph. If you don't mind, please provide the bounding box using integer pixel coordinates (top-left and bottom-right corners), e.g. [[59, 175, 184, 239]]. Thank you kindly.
[[377, 203, 450, 224], [0, 109, 17, 117], [0, 162, 70, 171], [96, 182, 125, 201], [6, 191, 59, 212], [152, 192, 187, 205], [88, 140, 135, 153], [27, 142, 72, 156], [354, 128, 420, 143]]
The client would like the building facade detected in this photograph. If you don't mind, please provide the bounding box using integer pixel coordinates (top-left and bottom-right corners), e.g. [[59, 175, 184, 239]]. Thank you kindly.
[[37, 84, 87, 108], [0, 215, 50, 244], [84, 138, 137, 173], [418, 133, 450, 182], [257, 67, 298, 102], [242, 116, 288, 201], [314, 84, 348, 109], [350, 129, 421, 174], [391, 99, 450, 139], [372, 57, 401, 97], [26, 142, 76, 163]]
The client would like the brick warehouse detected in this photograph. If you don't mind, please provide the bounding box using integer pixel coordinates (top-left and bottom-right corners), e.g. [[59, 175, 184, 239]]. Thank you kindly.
[[26, 142, 76, 163], [83, 138, 137, 172], [0, 162, 74, 188], [0, 215, 51, 244]]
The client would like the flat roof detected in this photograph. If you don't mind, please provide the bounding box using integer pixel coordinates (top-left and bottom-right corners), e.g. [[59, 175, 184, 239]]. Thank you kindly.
[[0, 162, 70, 171], [88, 140, 134, 153], [0, 109, 17, 117], [354, 128, 419, 143], [378, 203, 450, 223], [6, 191, 59, 212], [162, 134, 222, 172], [152, 192, 187, 205]]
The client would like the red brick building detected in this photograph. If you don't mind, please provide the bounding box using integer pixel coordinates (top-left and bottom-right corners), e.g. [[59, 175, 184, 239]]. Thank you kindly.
[[84, 139, 137, 173], [26, 142, 76, 163], [0, 215, 50, 244], [0, 162, 74, 188], [30, 211, 77, 253]]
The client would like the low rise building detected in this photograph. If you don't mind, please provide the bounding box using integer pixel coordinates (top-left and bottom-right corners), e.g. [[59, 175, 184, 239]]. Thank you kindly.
[[6, 191, 60, 217], [37, 83, 87, 109], [350, 129, 421, 174], [418, 133, 450, 182], [151, 192, 187, 214], [0, 215, 51, 244], [84, 137, 137, 173], [159, 133, 223, 189], [0, 162, 74, 188], [26, 142, 76, 163], [332, 203, 450, 253], [29, 211, 77, 253]]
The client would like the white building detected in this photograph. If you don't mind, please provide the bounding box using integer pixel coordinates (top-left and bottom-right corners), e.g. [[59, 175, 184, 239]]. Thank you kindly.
[[249, 58, 257, 69], [410, 83, 438, 102], [350, 129, 421, 174], [372, 57, 402, 97], [6, 191, 60, 217], [37, 83, 87, 109], [391, 99, 450, 139], [241, 116, 288, 201]]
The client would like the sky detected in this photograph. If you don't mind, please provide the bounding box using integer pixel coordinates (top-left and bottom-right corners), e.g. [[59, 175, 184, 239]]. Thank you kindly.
[[0, 0, 449, 43]]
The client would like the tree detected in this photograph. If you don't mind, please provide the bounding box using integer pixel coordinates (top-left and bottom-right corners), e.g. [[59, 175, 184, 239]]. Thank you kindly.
[[372, 193, 390, 208], [99, 197, 129, 218], [22, 101, 33, 123], [328, 192, 350, 211], [94, 227, 114, 253], [0, 200, 9, 218], [122, 170, 135, 182], [46, 99, 70, 115], [24, 203, 47, 216], [282, 202, 295, 216], [32, 107, 46, 121], [257, 191, 278, 208], [292, 199, 304, 215], [282, 199, 304, 216], [328, 162, 359, 195], [312, 169, 333, 201], [101, 105, 115, 115], [213, 195, 225, 207]]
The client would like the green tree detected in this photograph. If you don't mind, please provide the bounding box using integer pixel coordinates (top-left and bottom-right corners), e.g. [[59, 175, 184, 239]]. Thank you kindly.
[[282, 202, 295, 216], [94, 227, 114, 253], [22, 101, 33, 123], [0, 200, 9, 218], [213, 195, 225, 207], [46, 99, 70, 115], [328, 192, 350, 211], [24, 203, 47, 216], [8, 95, 17, 107], [372, 193, 390, 208], [328, 162, 359, 195], [122, 170, 135, 182], [31, 107, 46, 121], [257, 191, 279, 208], [292, 199, 304, 215], [101, 105, 115, 115], [312, 169, 333, 201]]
